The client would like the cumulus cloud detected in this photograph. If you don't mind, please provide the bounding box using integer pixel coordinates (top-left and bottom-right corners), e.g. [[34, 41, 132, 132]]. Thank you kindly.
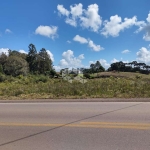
[[5, 29, 12, 33], [111, 58, 119, 63], [56, 50, 84, 69], [19, 50, 27, 54], [99, 59, 110, 68], [70, 3, 83, 17], [142, 12, 150, 41], [135, 12, 150, 41], [146, 12, 150, 23], [65, 18, 77, 27], [101, 15, 137, 37], [73, 35, 88, 44], [136, 47, 150, 64], [57, 5, 70, 16], [57, 3, 102, 32], [73, 35, 104, 51], [122, 49, 130, 54], [80, 4, 102, 32], [0, 48, 9, 55], [35, 25, 58, 39], [143, 25, 150, 41], [88, 40, 103, 51], [46, 50, 54, 62]]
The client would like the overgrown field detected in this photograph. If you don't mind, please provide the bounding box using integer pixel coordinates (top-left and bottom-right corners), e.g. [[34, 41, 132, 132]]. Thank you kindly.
[[0, 72, 150, 100]]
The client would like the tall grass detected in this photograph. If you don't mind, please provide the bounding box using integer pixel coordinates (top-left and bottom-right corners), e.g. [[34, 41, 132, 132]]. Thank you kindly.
[[0, 74, 150, 99]]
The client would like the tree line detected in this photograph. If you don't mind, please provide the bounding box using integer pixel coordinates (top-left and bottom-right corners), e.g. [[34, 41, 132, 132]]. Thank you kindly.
[[80, 60, 150, 75], [107, 61, 150, 74], [1, 44, 149, 78], [0, 43, 56, 77]]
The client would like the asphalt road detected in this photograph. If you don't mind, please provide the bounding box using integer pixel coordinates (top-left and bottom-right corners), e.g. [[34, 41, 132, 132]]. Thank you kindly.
[[0, 102, 150, 150]]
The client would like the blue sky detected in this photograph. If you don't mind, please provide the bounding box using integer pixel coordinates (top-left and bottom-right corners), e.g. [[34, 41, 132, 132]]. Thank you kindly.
[[0, 0, 150, 70]]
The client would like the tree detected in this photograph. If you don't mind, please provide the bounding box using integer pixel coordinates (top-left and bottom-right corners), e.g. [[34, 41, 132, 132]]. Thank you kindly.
[[109, 61, 125, 72], [37, 48, 53, 74], [0, 53, 8, 67], [94, 61, 105, 72], [4, 55, 29, 76], [89, 61, 105, 73], [26, 43, 38, 73], [9, 50, 27, 60], [90, 63, 95, 73]]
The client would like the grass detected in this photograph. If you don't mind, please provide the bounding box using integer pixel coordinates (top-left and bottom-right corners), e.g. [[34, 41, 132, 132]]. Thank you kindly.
[[91, 71, 150, 79], [0, 72, 150, 100]]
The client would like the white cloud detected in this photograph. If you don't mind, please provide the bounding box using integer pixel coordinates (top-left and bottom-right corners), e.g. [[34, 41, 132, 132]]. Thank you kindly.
[[78, 54, 84, 59], [73, 35, 88, 44], [80, 4, 102, 32], [46, 50, 54, 62], [57, 5, 70, 16], [58, 50, 84, 69], [88, 40, 104, 51], [70, 3, 83, 17], [134, 21, 146, 33], [53, 65, 61, 71], [135, 12, 150, 41], [143, 25, 150, 41], [99, 59, 110, 69], [64, 4, 83, 27], [5, 29, 12, 33], [136, 47, 150, 64], [122, 49, 130, 54], [89, 61, 94, 64], [35, 25, 58, 39], [65, 18, 77, 27], [111, 58, 119, 63], [146, 12, 150, 23], [57, 3, 102, 32], [0, 48, 9, 55], [19, 50, 27, 54], [73, 35, 104, 51], [101, 15, 137, 37], [122, 60, 129, 63]]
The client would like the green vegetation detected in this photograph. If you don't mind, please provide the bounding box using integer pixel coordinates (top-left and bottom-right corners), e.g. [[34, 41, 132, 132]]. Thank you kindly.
[[0, 44, 55, 77], [0, 72, 150, 100], [1, 44, 150, 100]]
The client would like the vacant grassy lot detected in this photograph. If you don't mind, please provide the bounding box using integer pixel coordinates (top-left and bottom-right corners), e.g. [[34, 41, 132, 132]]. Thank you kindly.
[[0, 72, 150, 100]]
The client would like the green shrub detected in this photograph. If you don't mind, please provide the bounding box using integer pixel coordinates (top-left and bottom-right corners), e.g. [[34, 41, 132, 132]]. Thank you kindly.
[[84, 73, 90, 79], [0, 73, 6, 82], [34, 75, 49, 83]]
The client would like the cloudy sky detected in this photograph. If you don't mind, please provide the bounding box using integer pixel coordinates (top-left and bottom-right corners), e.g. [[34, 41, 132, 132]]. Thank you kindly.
[[0, 0, 150, 70]]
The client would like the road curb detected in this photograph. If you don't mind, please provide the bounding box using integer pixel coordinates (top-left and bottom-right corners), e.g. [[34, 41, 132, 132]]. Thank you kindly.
[[0, 98, 150, 103]]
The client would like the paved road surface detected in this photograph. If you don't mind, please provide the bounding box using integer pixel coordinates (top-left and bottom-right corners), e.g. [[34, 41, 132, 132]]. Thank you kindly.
[[0, 102, 150, 150]]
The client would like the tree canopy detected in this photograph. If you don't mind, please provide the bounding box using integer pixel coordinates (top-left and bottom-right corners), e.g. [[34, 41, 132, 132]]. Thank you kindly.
[[0, 43, 55, 76]]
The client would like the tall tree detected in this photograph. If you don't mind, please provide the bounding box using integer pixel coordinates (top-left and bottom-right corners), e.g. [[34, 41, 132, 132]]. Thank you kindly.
[[0, 52, 7, 72], [94, 61, 105, 72], [26, 44, 38, 73], [37, 48, 53, 74]]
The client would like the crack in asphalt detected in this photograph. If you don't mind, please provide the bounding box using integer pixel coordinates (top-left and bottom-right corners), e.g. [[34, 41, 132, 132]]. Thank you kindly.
[[0, 102, 143, 147]]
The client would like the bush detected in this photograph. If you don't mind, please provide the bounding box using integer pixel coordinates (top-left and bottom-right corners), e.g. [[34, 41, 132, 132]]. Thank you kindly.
[[4, 55, 29, 76], [34, 75, 49, 83], [0, 73, 6, 82], [84, 73, 90, 79]]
